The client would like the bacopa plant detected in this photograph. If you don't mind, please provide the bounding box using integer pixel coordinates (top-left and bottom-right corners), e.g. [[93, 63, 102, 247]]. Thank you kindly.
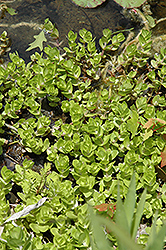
[[0, 19, 165, 249]]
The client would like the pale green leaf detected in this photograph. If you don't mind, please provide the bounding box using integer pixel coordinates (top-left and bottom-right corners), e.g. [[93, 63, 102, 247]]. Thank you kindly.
[[113, 0, 146, 8], [127, 110, 139, 138], [71, 0, 106, 8], [26, 30, 47, 52], [143, 129, 153, 141], [7, 7, 17, 15], [145, 15, 156, 28]]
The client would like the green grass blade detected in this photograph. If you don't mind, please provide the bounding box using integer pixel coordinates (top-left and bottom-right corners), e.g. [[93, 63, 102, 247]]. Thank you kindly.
[[131, 188, 147, 239], [146, 216, 166, 250], [146, 212, 157, 248], [88, 206, 113, 250], [116, 184, 130, 250], [97, 215, 143, 250], [124, 173, 136, 232], [116, 185, 129, 232]]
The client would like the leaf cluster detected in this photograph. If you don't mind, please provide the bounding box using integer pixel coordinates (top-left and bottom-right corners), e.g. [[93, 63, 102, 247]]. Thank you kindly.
[[0, 21, 165, 249]]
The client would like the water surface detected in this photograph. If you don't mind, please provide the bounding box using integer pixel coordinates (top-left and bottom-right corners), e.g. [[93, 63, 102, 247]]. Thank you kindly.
[[0, 0, 166, 61], [0, 0, 124, 61]]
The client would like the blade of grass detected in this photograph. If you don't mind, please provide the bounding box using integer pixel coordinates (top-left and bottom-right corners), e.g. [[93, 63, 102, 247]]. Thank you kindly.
[[116, 184, 130, 250], [146, 212, 157, 248], [146, 213, 166, 250], [131, 188, 147, 239], [124, 173, 136, 232], [116, 185, 129, 232], [88, 206, 113, 250], [97, 215, 143, 250]]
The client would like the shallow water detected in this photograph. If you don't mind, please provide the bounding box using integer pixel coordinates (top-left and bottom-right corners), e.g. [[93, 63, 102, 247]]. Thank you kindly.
[[0, 0, 130, 62], [0, 0, 166, 62]]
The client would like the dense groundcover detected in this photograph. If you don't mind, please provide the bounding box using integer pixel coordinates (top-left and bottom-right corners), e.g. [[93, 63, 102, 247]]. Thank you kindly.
[[0, 23, 166, 249]]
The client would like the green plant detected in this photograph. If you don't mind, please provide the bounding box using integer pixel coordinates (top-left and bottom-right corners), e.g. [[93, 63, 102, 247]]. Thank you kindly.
[[26, 18, 59, 52], [89, 174, 166, 250], [71, 0, 106, 8], [0, 4, 16, 18], [0, 19, 165, 249], [71, 0, 147, 8]]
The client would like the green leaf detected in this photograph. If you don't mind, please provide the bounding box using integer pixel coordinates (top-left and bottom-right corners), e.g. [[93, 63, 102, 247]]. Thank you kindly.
[[43, 18, 59, 39], [146, 212, 158, 248], [128, 71, 137, 78], [7, 227, 25, 248], [1, 166, 13, 182], [88, 206, 113, 250], [124, 174, 136, 233], [80, 135, 93, 157], [145, 15, 156, 28], [79, 29, 92, 43], [22, 234, 32, 250], [143, 129, 153, 141], [29, 223, 50, 233], [125, 150, 139, 164], [96, 147, 110, 164], [7, 7, 17, 15], [0, 138, 6, 147], [148, 224, 166, 250], [26, 30, 47, 51], [146, 212, 166, 250], [0, 146, 3, 155], [71, 0, 107, 8], [9, 226, 23, 240], [42, 138, 50, 152], [116, 186, 130, 250], [131, 188, 147, 239], [54, 154, 69, 177], [127, 110, 139, 138], [89, 206, 143, 250], [103, 218, 143, 250]]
